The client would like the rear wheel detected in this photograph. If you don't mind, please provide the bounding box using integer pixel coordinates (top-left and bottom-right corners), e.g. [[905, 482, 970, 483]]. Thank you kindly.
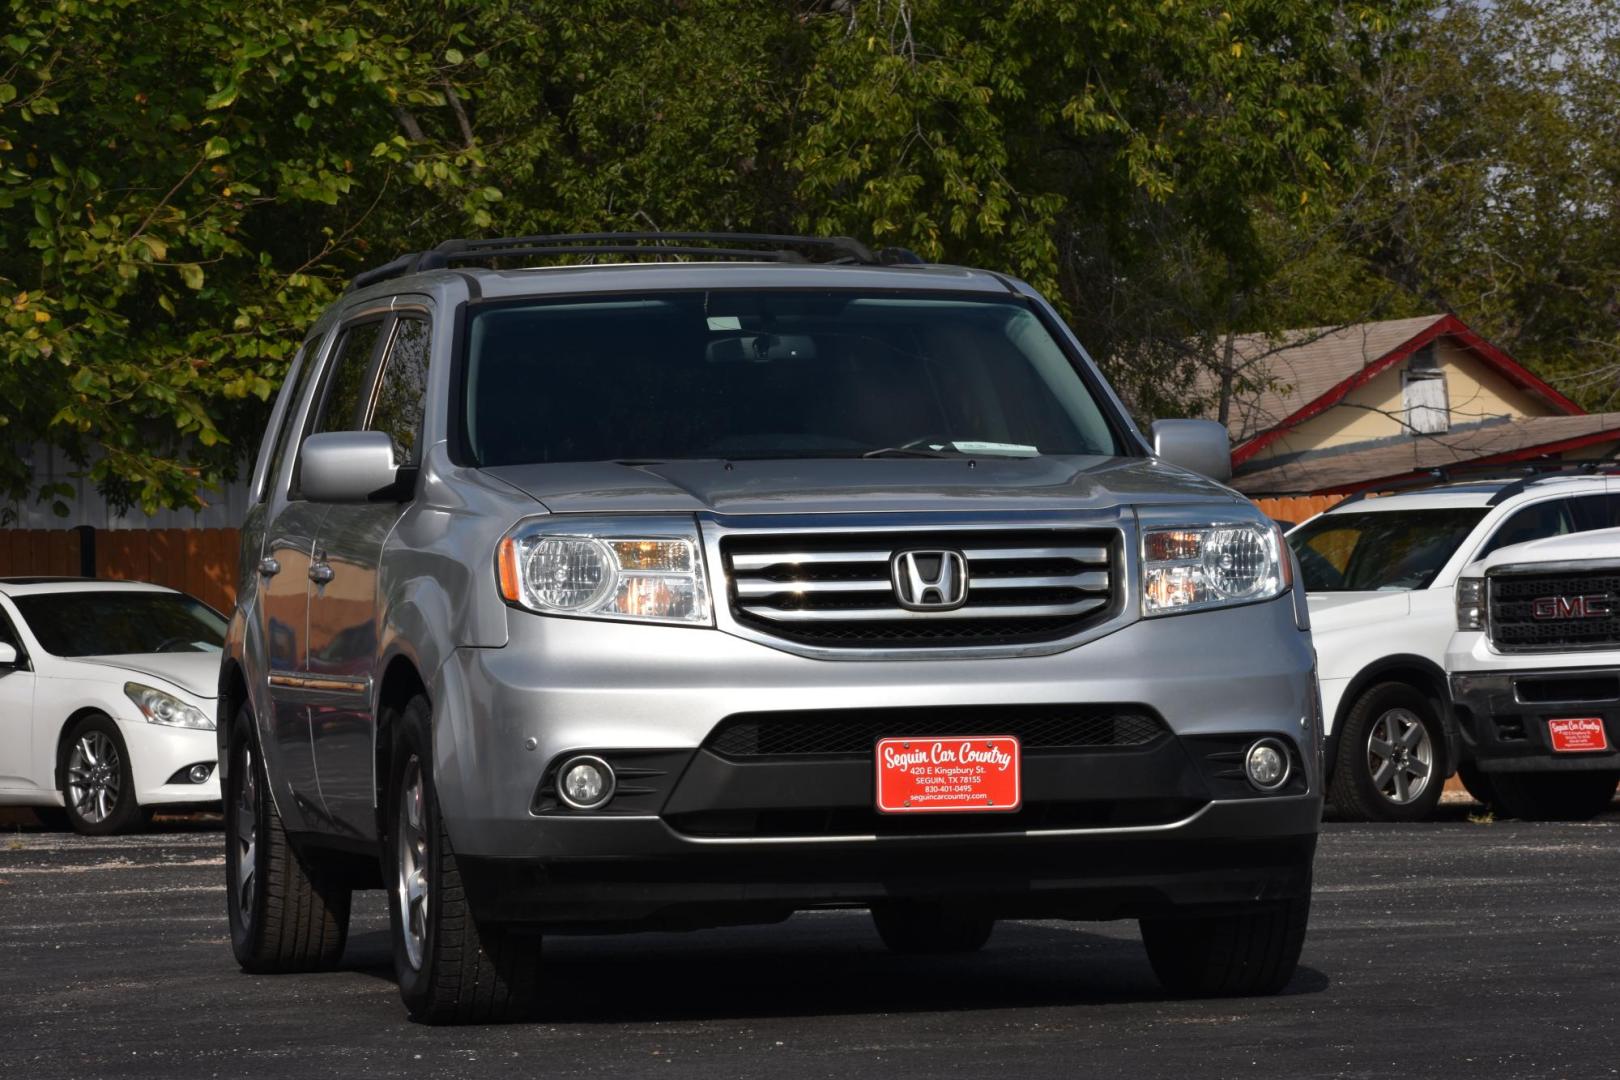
[[385, 695, 542, 1024], [1140, 892, 1311, 997], [1489, 770, 1619, 821], [225, 705, 351, 972], [60, 715, 146, 835], [870, 901, 995, 954], [1328, 683, 1444, 822]]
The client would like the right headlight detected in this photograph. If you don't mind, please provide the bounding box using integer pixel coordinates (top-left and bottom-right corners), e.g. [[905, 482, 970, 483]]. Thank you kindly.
[[1142, 522, 1290, 616], [496, 516, 712, 626], [1456, 576, 1485, 630]]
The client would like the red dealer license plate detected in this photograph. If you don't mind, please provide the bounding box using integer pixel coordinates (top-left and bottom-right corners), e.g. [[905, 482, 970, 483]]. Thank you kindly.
[[875, 736, 1022, 814], [1548, 717, 1609, 753]]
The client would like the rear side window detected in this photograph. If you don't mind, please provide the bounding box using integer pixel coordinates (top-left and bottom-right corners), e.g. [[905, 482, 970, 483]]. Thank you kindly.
[[368, 316, 432, 465], [311, 320, 386, 435], [1571, 493, 1620, 532], [1480, 499, 1575, 558]]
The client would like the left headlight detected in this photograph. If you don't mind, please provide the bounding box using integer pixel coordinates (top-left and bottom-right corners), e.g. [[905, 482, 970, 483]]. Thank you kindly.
[[496, 516, 712, 626], [1142, 521, 1290, 616], [125, 682, 215, 730]]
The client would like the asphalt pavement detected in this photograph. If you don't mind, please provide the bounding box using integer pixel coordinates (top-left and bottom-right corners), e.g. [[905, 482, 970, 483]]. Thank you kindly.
[[3, 804, 1619, 1080]]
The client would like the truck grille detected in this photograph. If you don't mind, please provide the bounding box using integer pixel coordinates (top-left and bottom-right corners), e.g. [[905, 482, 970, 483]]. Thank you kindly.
[[721, 528, 1117, 650], [1489, 569, 1620, 651], [706, 705, 1169, 759]]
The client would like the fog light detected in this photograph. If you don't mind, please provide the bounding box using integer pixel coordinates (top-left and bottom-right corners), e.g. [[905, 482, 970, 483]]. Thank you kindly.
[[1245, 739, 1290, 791], [188, 763, 213, 784], [557, 755, 615, 810]]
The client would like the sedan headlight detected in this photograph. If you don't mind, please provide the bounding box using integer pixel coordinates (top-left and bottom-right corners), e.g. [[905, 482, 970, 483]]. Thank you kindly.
[[1142, 522, 1290, 616], [1457, 576, 1485, 630], [496, 516, 712, 625], [125, 682, 215, 730]]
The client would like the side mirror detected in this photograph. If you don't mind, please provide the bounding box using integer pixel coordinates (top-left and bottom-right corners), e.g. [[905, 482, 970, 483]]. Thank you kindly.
[[1151, 419, 1233, 482], [0, 642, 17, 667], [300, 431, 405, 502]]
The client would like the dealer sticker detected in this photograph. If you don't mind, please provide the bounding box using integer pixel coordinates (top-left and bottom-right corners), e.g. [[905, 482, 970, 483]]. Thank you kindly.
[[1548, 717, 1609, 753], [875, 735, 1021, 813]]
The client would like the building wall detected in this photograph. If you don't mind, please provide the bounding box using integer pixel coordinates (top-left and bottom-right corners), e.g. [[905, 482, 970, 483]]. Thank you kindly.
[[1246, 338, 1559, 463]]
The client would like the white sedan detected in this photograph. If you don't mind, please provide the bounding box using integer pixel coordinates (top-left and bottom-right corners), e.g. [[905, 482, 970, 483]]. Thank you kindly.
[[0, 578, 224, 833]]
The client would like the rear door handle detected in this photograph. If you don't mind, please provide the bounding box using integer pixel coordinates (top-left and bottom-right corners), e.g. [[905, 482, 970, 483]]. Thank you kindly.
[[258, 557, 281, 578], [308, 563, 334, 585]]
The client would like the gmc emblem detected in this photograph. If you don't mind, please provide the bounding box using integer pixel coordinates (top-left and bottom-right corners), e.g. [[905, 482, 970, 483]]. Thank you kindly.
[[1531, 594, 1614, 620]]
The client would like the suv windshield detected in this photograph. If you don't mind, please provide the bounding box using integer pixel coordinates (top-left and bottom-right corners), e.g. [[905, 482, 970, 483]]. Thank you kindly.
[[1288, 508, 1487, 592], [463, 291, 1121, 464], [14, 591, 226, 657]]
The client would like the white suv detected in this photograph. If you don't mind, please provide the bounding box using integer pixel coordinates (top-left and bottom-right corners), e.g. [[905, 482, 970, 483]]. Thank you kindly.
[[1286, 471, 1618, 820], [1447, 527, 1620, 819]]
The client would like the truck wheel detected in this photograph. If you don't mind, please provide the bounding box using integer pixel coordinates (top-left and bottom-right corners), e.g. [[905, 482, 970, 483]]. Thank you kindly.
[[1457, 761, 1498, 808], [385, 695, 543, 1024], [1489, 770, 1619, 821], [225, 705, 351, 973], [1140, 892, 1311, 997], [59, 715, 147, 835], [1327, 683, 1444, 822], [871, 901, 995, 954]]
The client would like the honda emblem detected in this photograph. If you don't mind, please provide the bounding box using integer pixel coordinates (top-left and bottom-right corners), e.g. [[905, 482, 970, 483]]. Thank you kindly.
[[891, 549, 969, 610]]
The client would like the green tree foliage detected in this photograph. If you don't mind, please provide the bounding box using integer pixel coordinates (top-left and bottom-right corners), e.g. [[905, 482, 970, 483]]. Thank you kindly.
[[0, 0, 1411, 514]]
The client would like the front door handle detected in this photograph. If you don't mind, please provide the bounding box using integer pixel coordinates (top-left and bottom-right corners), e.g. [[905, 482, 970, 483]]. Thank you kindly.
[[258, 557, 281, 578], [308, 563, 334, 585]]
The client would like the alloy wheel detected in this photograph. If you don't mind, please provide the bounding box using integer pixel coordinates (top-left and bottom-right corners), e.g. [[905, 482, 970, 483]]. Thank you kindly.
[[396, 756, 429, 972], [66, 731, 122, 824], [1366, 707, 1433, 805], [234, 745, 259, 921]]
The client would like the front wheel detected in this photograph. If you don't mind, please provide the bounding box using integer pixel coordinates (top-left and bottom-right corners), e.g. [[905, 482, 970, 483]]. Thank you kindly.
[[1140, 892, 1311, 997], [60, 715, 146, 835], [1327, 683, 1444, 822], [870, 901, 994, 954], [225, 706, 351, 972], [1489, 770, 1619, 821], [385, 695, 542, 1024]]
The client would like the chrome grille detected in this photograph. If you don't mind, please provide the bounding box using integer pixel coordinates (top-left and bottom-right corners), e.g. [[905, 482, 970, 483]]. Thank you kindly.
[[722, 528, 1117, 650]]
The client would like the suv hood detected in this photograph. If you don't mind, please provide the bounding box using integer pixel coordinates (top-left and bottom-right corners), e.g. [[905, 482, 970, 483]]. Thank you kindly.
[[1305, 591, 1413, 635], [67, 652, 221, 700], [483, 456, 1243, 516], [1466, 526, 1620, 574]]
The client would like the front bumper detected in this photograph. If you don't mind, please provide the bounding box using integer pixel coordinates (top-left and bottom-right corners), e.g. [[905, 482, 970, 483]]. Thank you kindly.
[[117, 716, 221, 806], [1450, 667, 1620, 772], [431, 594, 1320, 926]]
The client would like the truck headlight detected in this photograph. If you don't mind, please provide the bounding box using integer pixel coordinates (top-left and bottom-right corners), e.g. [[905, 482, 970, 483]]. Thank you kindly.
[[1142, 522, 1289, 616], [125, 683, 215, 730], [1457, 576, 1485, 631], [496, 516, 712, 625]]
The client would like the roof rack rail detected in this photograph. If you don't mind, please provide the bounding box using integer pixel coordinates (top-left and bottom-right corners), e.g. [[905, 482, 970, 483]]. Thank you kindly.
[[344, 232, 925, 292]]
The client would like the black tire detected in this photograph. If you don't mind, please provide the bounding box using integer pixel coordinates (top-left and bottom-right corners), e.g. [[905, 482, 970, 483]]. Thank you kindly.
[[1456, 761, 1499, 808], [1489, 769, 1619, 822], [59, 714, 145, 835], [1327, 682, 1445, 823], [385, 695, 542, 1024], [1140, 892, 1311, 997], [871, 901, 995, 954], [225, 705, 351, 973], [31, 806, 71, 831]]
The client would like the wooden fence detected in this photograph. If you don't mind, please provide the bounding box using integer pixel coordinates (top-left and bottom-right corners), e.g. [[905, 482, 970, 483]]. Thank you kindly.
[[1252, 495, 1345, 526], [0, 528, 241, 614]]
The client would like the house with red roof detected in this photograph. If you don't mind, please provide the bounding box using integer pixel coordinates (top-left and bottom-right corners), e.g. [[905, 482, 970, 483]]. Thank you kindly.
[[1203, 314, 1620, 497]]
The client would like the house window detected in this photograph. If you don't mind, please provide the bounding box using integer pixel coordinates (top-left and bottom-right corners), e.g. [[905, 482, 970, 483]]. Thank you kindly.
[[1403, 348, 1449, 434]]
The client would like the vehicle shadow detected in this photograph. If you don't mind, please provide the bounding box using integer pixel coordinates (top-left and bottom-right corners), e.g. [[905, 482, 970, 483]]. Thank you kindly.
[[341, 917, 1330, 1022]]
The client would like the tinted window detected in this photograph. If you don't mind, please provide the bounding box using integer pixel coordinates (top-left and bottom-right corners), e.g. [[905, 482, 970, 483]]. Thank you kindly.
[[1288, 508, 1487, 592], [464, 292, 1121, 465], [13, 592, 226, 657], [0, 607, 20, 652], [1480, 499, 1575, 557], [369, 317, 431, 465], [311, 320, 385, 435], [261, 343, 319, 502], [1572, 493, 1620, 531]]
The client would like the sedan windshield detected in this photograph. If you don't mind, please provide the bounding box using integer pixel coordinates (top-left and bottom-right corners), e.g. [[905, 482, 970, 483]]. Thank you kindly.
[[463, 291, 1122, 465], [13, 591, 226, 657], [1288, 508, 1487, 592]]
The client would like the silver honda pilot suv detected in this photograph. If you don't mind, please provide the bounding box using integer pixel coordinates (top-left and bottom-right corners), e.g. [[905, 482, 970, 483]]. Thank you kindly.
[[218, 233, 1321, 1023]]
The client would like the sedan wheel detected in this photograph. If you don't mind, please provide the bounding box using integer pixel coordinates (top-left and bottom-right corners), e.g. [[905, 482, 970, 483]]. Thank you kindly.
[[59, 716, 143, 835]]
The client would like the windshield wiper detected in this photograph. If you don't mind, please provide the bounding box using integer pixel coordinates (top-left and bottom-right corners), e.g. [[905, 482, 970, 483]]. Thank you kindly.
[[861, 446, 966, 459]]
